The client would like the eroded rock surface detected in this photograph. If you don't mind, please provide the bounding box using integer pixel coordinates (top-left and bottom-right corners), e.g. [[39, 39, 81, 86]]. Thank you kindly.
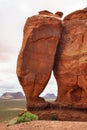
[[53, 8, 87, 109], [16, 10, 63, 110]]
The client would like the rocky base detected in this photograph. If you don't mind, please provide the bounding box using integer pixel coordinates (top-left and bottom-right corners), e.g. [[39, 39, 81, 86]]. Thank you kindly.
[[31, 108, 87, 121], [27, 102, 87, 121]]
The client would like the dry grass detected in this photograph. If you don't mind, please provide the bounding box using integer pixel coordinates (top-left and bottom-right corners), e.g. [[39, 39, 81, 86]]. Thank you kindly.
[[0, 99, 26, 123]]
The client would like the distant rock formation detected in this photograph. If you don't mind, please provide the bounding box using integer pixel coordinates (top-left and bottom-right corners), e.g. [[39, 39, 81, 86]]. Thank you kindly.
[[0, 92, 25, 99], [16, 10, 63, 109], [44, 93, 56, 99]]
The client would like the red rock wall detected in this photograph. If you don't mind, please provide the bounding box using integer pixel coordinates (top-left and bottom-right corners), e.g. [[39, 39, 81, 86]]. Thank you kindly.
[[16, 11, 63, 109], [53, 8, 87, 109], [17, 8, 87, 110]]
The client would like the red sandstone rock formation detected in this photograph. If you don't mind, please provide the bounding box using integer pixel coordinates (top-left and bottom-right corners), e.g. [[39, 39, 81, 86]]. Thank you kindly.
[[53, 8, 87, 109], [16, 10, 63, 110]]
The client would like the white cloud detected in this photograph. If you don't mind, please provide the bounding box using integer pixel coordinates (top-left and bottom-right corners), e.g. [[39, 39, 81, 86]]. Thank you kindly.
[[0, 74, 23, 96]]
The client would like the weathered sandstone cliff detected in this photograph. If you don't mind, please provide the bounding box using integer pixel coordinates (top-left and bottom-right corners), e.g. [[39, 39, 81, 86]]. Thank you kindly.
[[17, 10, 63, 109], [53, 8, 87, 109]]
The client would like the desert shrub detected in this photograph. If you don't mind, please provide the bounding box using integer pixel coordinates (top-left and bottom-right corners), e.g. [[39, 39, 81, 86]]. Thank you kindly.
[[16, 112, 38, 124], [49, 115, 57, 120]]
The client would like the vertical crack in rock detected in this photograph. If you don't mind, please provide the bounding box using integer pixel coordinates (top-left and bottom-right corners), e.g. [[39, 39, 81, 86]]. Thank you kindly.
[[71, 85, 82, 102]]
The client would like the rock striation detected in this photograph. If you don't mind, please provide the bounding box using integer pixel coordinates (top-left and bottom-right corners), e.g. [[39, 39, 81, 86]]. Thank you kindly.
[[16, 10, 63, 110], [53, 8, 87, 109]]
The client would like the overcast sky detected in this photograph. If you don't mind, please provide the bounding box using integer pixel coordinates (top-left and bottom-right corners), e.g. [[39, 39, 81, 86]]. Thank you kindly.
[[0, 0, 87, 96]]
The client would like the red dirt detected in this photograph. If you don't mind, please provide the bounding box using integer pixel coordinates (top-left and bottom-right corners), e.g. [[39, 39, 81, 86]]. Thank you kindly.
[[1, 121, 87, 130]]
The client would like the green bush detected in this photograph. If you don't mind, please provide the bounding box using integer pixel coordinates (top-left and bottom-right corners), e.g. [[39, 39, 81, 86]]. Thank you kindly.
[[49, 115, 57, 120], [16, 112, 38, 124]]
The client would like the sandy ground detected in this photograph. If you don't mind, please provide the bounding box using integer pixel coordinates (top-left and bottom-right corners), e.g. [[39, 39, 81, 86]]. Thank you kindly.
[[1, 121, 87, 130]]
